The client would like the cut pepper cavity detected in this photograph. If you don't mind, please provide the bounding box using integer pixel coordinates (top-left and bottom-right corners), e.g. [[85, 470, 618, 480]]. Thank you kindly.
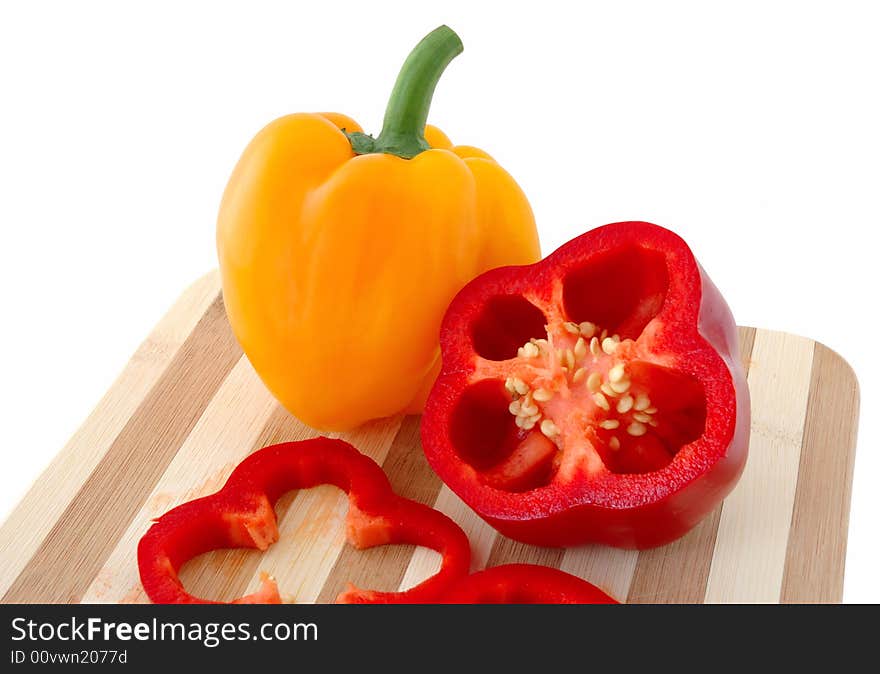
[[422, 221, 750, 549]]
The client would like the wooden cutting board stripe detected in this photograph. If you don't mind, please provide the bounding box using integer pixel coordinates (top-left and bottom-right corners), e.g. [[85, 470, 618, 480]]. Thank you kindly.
[[705, 331, 815, 603], [0, 273, 858, 604], [488, 534, 565, 570], [781, 342, 859, 602]]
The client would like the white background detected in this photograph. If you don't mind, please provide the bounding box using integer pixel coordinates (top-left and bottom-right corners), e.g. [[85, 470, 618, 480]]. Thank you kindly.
[[1, 1, 877, 601]]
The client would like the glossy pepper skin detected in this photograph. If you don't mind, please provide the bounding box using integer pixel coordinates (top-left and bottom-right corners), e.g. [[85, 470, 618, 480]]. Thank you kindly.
[[217, 26, 540, 431], [422, 222, 750, 549], [137, 438, 472, 604], [443, 564, 618, 604]]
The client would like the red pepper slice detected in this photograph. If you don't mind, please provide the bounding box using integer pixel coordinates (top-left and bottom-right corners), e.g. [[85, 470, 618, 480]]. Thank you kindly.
[[443, 564, 618, 604], [137, 438, 472, 604], [422, 221, 750, 549]]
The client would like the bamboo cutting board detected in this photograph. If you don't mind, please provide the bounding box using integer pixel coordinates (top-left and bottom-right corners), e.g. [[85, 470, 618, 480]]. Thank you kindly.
[[0, 272, 860, 604]]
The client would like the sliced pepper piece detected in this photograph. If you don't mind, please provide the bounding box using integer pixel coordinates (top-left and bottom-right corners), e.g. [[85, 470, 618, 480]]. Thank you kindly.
[[443, 564, 618, 604], [422, 221, 750, 549], [137, 438, 471, 604]]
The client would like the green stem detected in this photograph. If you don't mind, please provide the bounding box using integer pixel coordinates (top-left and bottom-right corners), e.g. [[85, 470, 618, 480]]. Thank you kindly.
[[347, 25, 463, 159]]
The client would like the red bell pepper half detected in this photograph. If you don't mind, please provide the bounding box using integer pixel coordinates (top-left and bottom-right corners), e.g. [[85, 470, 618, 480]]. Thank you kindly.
[[443, 564, 618, 604], [137, 438, 471, 604], [422, 221, 750, 549]]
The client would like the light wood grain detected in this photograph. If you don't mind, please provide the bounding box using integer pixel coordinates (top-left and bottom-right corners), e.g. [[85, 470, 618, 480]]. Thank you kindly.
[[705, 331, 815, 603], [560, 546, 640, 602], [781, 343, 860, 602], [0, 278, 860, 604], [487, 536, 564, 569]]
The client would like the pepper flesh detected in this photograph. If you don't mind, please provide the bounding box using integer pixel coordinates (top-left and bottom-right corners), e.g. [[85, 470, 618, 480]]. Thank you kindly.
[[217, 26, 540, 431], [137, 438, 472, 604], [443, 564, 618, 604], [422, 221, 750, 549]]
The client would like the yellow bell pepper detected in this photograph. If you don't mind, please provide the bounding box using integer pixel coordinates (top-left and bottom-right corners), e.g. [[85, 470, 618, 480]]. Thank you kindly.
[[217, 26, 540, 431]]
